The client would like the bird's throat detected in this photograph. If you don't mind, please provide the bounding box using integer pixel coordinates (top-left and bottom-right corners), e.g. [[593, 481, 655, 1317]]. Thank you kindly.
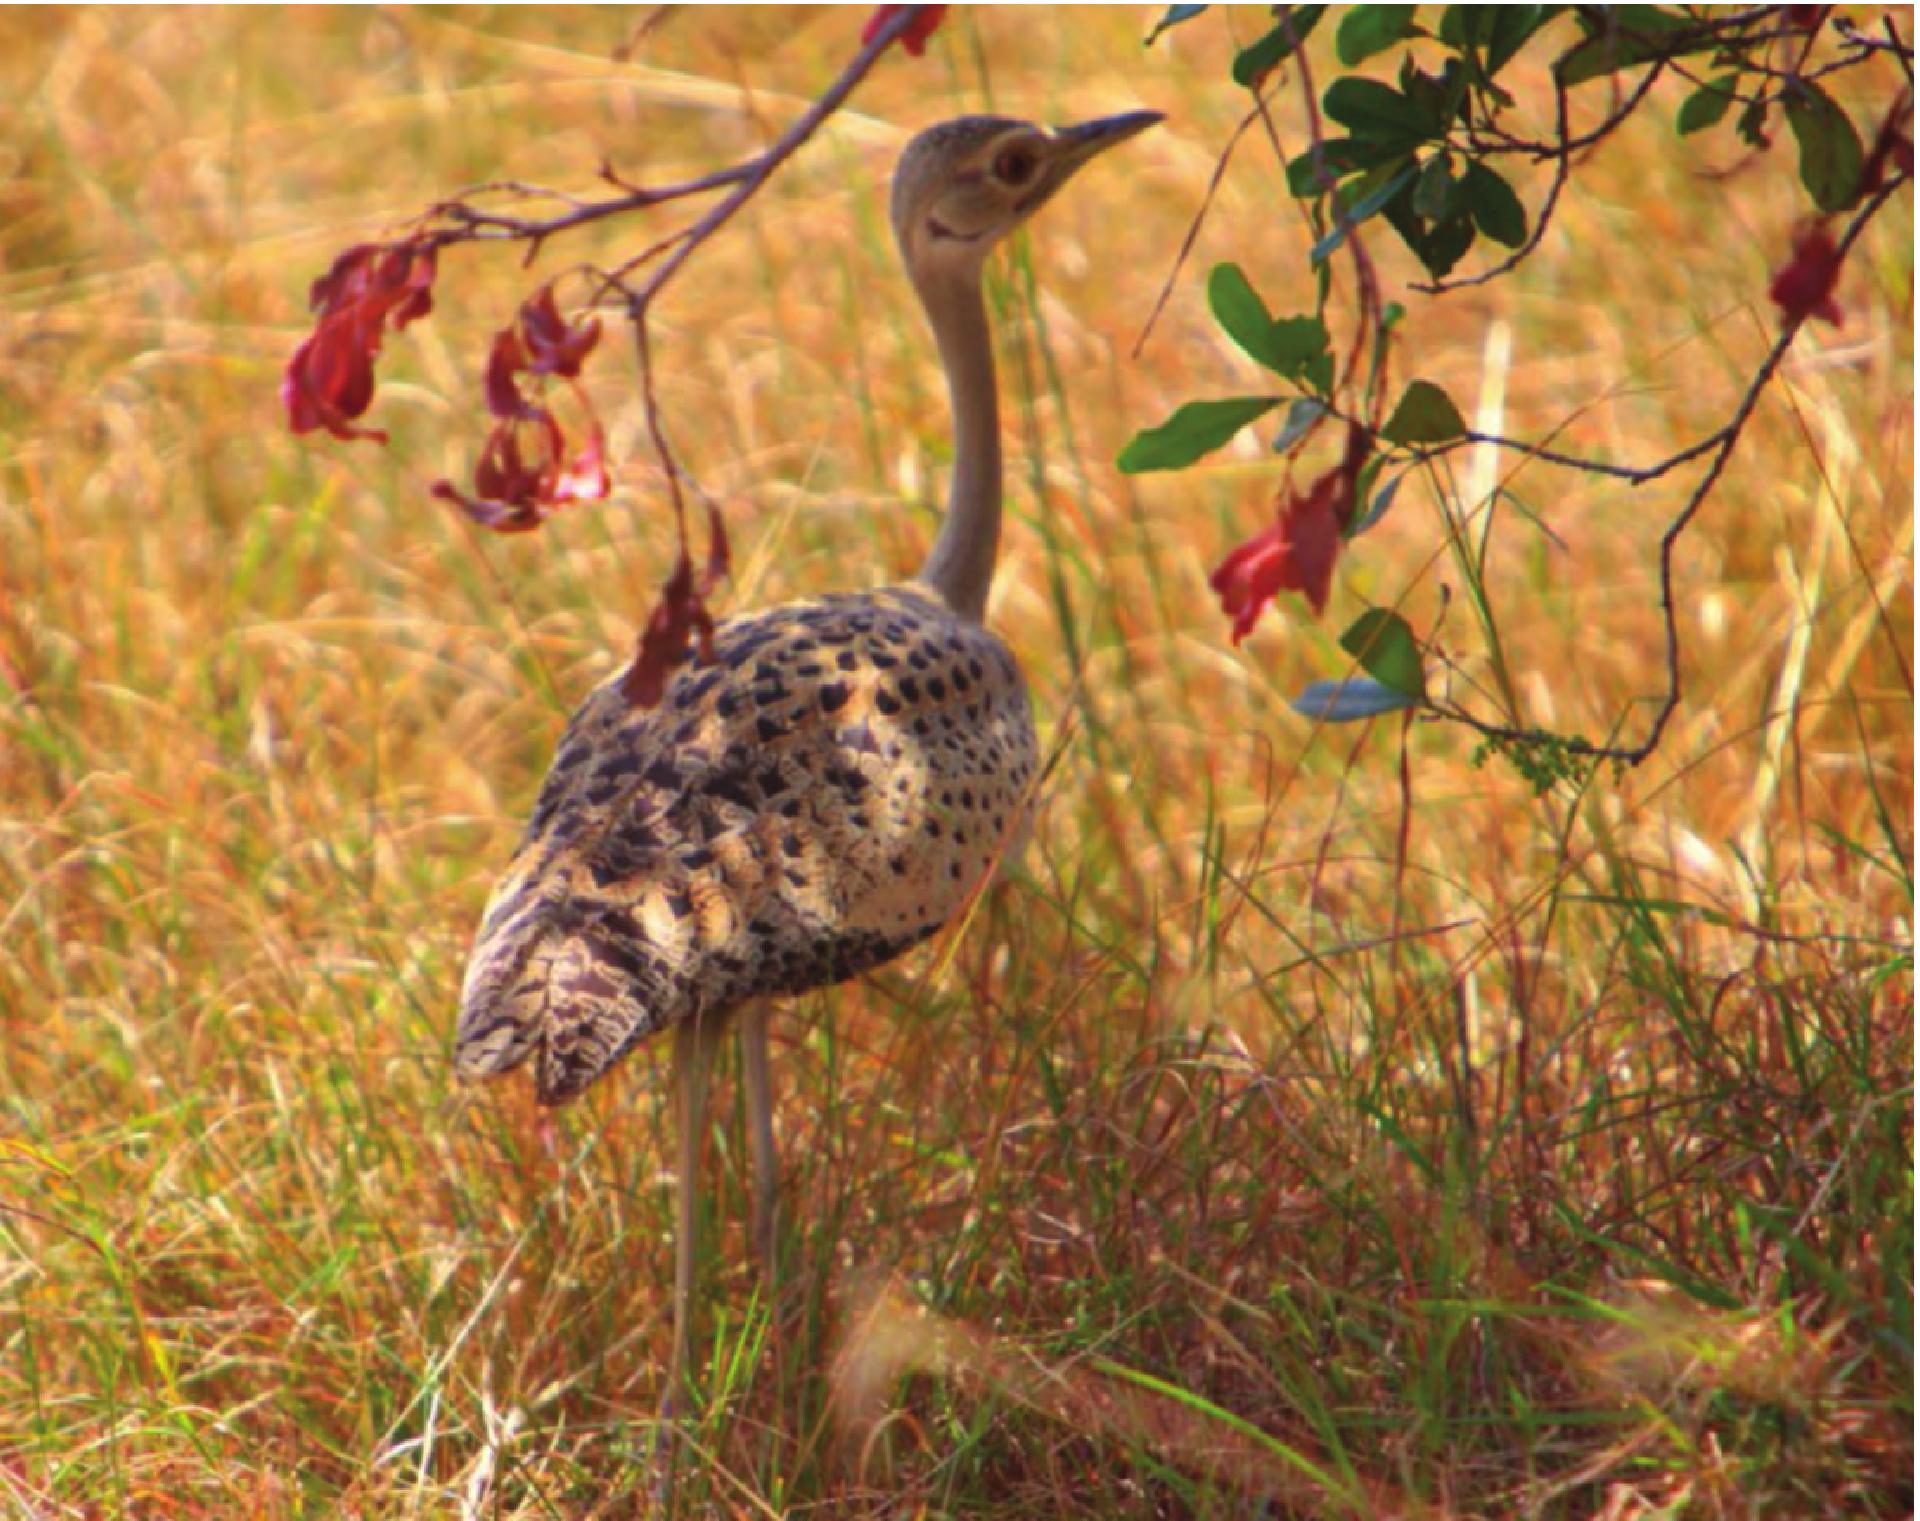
[[914, 266, 1003, 623]]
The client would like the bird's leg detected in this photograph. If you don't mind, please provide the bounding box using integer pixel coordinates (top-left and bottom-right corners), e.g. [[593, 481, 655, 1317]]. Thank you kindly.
[[666, 1008, 724, 1416], [738, 1001, 779, 1273]]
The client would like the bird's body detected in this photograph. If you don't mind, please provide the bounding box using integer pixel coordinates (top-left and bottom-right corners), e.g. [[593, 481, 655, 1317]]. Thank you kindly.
[[456, 582, 1037, 1103], [453, 106, 1159, 1414]]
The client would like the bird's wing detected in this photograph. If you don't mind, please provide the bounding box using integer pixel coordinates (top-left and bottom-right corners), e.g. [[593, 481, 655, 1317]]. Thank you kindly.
[[455, 584, 1037, 1104]]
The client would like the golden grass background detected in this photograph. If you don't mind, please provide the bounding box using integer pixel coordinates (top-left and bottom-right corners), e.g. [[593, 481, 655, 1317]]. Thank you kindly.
[[0, 7, 1911, 1517]]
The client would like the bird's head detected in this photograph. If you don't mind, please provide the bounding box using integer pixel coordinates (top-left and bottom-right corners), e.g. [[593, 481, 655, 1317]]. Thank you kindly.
[[890, 110, 1162, 282]]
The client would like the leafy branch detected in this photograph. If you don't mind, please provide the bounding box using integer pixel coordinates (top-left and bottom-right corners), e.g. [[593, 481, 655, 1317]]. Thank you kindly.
[[1129, 3, 1911, 785], [1434, 169, 1910, 770], [282, 5, 942, 704]]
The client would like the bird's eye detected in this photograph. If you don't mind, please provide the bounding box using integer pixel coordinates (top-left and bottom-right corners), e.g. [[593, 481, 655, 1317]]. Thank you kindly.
[[993, 146, 1038, 186]]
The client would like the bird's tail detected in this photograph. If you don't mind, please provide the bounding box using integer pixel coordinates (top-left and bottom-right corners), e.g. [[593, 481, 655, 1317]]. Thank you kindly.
[[455, 894, 668, 1105]]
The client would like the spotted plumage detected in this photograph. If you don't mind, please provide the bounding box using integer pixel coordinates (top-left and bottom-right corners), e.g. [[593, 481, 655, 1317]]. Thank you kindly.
[[455, 583, 1038, 1103]]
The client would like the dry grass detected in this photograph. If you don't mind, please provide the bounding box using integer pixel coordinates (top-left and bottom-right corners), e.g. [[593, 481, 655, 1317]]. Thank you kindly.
[[0, 8, 1911, 1518]]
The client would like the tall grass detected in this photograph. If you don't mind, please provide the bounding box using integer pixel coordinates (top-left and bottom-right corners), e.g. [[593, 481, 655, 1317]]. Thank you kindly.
[[0, 8, 1910, 1517]]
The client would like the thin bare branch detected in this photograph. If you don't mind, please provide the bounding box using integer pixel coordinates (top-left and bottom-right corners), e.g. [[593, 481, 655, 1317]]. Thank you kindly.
[[1428, 170, 1911, 769], [598, 4, 923, 543], [1132, 106, 1262, 360], [1468, 49, 1668, 163]]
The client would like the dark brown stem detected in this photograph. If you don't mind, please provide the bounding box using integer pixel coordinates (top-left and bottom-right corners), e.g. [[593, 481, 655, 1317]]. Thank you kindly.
[[600, 5, 924, 543], [1427, 172, 1909, 768], [1470, 55, 1667, 161], [1270, 13, 1385, 409], [1416, 84, 1574, 297]]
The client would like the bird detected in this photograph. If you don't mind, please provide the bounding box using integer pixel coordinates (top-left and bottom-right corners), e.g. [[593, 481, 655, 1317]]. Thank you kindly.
[[453, 108, 1162, 1407]]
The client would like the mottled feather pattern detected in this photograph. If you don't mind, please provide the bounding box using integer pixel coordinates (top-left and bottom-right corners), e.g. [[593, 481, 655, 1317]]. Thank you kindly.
[[456, 583, 1038, 1104]]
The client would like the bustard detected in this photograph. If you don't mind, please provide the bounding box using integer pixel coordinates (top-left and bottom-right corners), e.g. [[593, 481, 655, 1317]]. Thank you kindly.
[[454, 109, 1161, 1400]]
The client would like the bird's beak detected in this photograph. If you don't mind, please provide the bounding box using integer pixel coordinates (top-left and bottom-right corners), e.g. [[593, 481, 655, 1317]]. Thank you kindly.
[[1003, 109, 1162, 221], [1050, 109, 1165, 170]]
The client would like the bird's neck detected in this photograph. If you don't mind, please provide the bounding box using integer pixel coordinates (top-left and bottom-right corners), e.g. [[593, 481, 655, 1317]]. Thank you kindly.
[[913, 263, 1002, 623]]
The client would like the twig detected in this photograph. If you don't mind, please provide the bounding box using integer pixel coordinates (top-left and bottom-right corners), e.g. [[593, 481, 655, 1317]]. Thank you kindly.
[[1132, 105, 1262, 359], [418, 160, 758, 259], [1419, 422, 1727, 485], [601, 5, 924, 530], [1428, 172, 1910, 768], [1470, 55, 1667, 160], [392, 6, 922, 632], [612, 8, 915, 311], [1416, 83, 1574, 296], [1882, 12, 1916, 81]]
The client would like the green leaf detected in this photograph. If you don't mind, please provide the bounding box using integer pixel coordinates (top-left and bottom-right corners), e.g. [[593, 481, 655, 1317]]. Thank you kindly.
[[1323, 76, 1436, 147], [1676, 74, 1738, 136], [1340, 608, 1426, 698], [1273, 397, 1328, 453], [1207, 263, 1279, 369], [1118, 397, 1280, 473], [1461, 160, 1527, 247], [1483, 6, 1546, 77], [1556, 7, 1702, 87], [1232, 5, 1327, 88], [1412, 155, 1457, 221], [1400, 56, 1473, 132], [1270, 316, 1333, 381], [1438, 5, 1492, 49], [1311, 160, 1418, 264], [1441, 6, 1549, 77], [1207, 268, 1333, 386], [1145, 3, 1208, 45], [1336, 4, 1417, 66], [1292, 677, 1420, 722], [1303, 348, 1335, 396], [1785, 83, 1865, 213], [1284, 136, 1400, 196], [1351, 468, 1406, 535], [1736, 97, 1771, 150], [1382, 379, 1467, 444], [1380, 177, 1478, 279]]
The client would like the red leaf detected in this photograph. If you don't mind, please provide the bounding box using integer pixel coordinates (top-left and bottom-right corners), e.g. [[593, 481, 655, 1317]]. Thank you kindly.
[[485, 329, 542, 421], [862, 4, 946, 55], [282, 308, 387, 441], [431, 477, 544, 534], [1768, 224, 1845, 327], [387, 244, 438, 329], [437, 384, 611, 533], [1209, 426, 1371, 640], [445, 283, 614, 528], [1209, 487, 1341, 640], [284, 235, 438, 443], [622, 554, 713, 708], [518, 285, 602, 378], [482, 286, 599, 421], [1210, 521, 1289, 643], [701, 500, 731, 593], [308, 243, 383, 317], [550, 408, 610, 505]]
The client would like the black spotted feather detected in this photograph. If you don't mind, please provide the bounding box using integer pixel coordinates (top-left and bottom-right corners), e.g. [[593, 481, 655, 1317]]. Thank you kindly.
[[455, 583, 1037, 1104]]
